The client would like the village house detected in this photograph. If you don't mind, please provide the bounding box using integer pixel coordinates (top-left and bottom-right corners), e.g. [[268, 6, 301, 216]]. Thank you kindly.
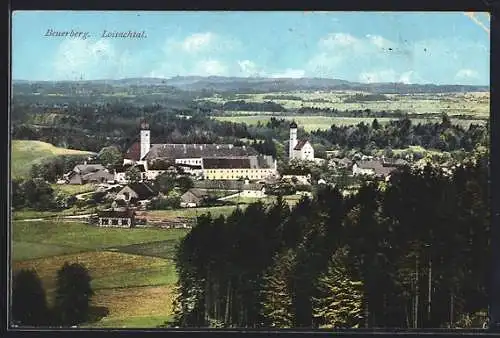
[[113, 164, 147, 183], [192, 180, 266, 198], [281, 173, 312, 185], [180, 188, 210, 208], [115, 182, 156, 209], [239, 181, 266, 198], [352, 160, 397, 179], [329, 157, 354, 169], [97, 209, 135, 228], [65, 163, 114, 185]]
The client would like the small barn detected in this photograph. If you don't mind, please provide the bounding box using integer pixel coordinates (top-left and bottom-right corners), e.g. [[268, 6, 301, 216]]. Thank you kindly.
[[97, 209, 135, 228], [180, 188, 209, 208], [115, 182, 156, 208], [66, 164, 114, 185]]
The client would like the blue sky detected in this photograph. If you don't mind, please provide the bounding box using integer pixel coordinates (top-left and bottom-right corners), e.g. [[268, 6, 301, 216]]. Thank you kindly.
[[12, 11, 490, 85]]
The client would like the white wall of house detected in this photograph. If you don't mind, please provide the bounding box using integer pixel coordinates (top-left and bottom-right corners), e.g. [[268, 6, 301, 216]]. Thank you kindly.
[[352, 164, 375, 176], [180, 202, 198, 208], [293, 142, 314, 161], [281, 174, 311, 185], [98, 217, 132, 228], [241, 189, 266, 198], [145, 170, 166, 180], [114, 172, 127, 184]]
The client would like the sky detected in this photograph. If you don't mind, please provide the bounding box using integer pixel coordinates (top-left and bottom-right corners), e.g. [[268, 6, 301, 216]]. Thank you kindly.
[[12, 11, 490, 85]]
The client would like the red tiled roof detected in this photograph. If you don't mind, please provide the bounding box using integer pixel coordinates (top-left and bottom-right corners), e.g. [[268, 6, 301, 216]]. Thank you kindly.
[[125, 142, 141, 161], [294, 139, 309, 150]]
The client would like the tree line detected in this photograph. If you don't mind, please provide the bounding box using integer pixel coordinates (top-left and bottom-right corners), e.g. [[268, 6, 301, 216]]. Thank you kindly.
[[311, 115, 488, 153], [11, 99, 488, 160], [12, 263, 95, 327], [171, 152, 489, 329]]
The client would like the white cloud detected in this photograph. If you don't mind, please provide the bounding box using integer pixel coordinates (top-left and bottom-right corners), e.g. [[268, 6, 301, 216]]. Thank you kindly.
[[358, 69, 424, 84], [319, 33, 360, 49], [398, 70, 416, 84], [271, 68, 305, 78], [181, 32, 215, 53], [455, 68, 479, 80], [52, 39, 122, 80], [306, 52, 343, 76], [306, 32, 400, 78], [163, 32, 237, 55], [237, 60, 266, 77], [366, 34, 394, 49], [193, 59, 227, 76], [359, 70, 397, 83]]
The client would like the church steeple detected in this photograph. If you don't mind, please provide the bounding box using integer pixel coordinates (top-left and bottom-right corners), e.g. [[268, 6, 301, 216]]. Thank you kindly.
[[289, 121, 298, 160], [140, 120, 150, 161]]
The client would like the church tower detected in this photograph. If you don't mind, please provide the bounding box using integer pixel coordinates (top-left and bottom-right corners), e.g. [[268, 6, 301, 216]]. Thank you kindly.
[[140, 121, 151, 161], [289, 121, 298, 159]]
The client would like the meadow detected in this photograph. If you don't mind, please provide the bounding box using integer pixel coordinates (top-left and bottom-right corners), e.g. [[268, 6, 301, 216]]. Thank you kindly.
[[12, 220, 188, 328], [201, 90, 490, 117], [51, 183, 96, 195], [213, 115, 486, 132], [11, 140, 94, 179], [142, 205, 244, 220]]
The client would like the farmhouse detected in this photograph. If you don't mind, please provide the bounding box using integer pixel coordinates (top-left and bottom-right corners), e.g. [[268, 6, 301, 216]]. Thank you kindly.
[[97, 209, 135, 228], [65, 163, 114, 185], [240, 182, 266, 198], [289, 121, 315, 162], [113, 164, 147, 183], [115, 182, 156, 208], [352, 160, 397, 178], [180, 188, 210, 208]]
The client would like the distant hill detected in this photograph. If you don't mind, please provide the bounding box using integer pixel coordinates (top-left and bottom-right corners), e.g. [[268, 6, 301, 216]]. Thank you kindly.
[[12, 76, 489, 95], [11, 140, 95, 179]]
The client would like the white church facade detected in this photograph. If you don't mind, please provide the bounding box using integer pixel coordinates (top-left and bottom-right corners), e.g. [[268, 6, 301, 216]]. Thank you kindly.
[[288, 121, 315, 162], [122, 121, 278, 181]]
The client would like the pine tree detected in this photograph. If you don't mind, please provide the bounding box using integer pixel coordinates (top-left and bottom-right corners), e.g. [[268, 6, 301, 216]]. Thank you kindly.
[[11, 269, 49, 326], [260, 249, 296, 328], [53, 262, 94, 326], [312, 246, 364, 329]]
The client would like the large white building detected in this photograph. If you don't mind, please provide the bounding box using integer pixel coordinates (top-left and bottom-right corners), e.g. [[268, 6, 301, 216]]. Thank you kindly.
[[123, 121, 278, 181], [289, 121, 315, 162]]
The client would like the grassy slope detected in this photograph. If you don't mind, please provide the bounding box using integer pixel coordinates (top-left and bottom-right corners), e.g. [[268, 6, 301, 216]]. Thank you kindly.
[[12, 220, 187, 328], [51, 184, 96, 195], [142, 205, 244, 219], [12, 221, 188, 255], [11, 140, 94, 179]]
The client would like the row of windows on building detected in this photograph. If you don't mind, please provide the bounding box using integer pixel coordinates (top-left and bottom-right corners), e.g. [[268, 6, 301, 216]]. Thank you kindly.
[[204, 169, 271, 174], [99, 218, 132, 227], [177, 159, 202, 165], [205, 174, 266, 180]]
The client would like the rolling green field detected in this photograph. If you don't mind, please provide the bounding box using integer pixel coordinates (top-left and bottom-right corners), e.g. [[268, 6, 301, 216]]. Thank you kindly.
[[213, 115, 486, 131], [12, 207, 96, 220], [12, 220, 187, 328], [143, 205, 244, 219], [51, 184, 96, 195], [11, 140, 94, 179], [200, 90, 490, 117], [223, 194, 302, 207]]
